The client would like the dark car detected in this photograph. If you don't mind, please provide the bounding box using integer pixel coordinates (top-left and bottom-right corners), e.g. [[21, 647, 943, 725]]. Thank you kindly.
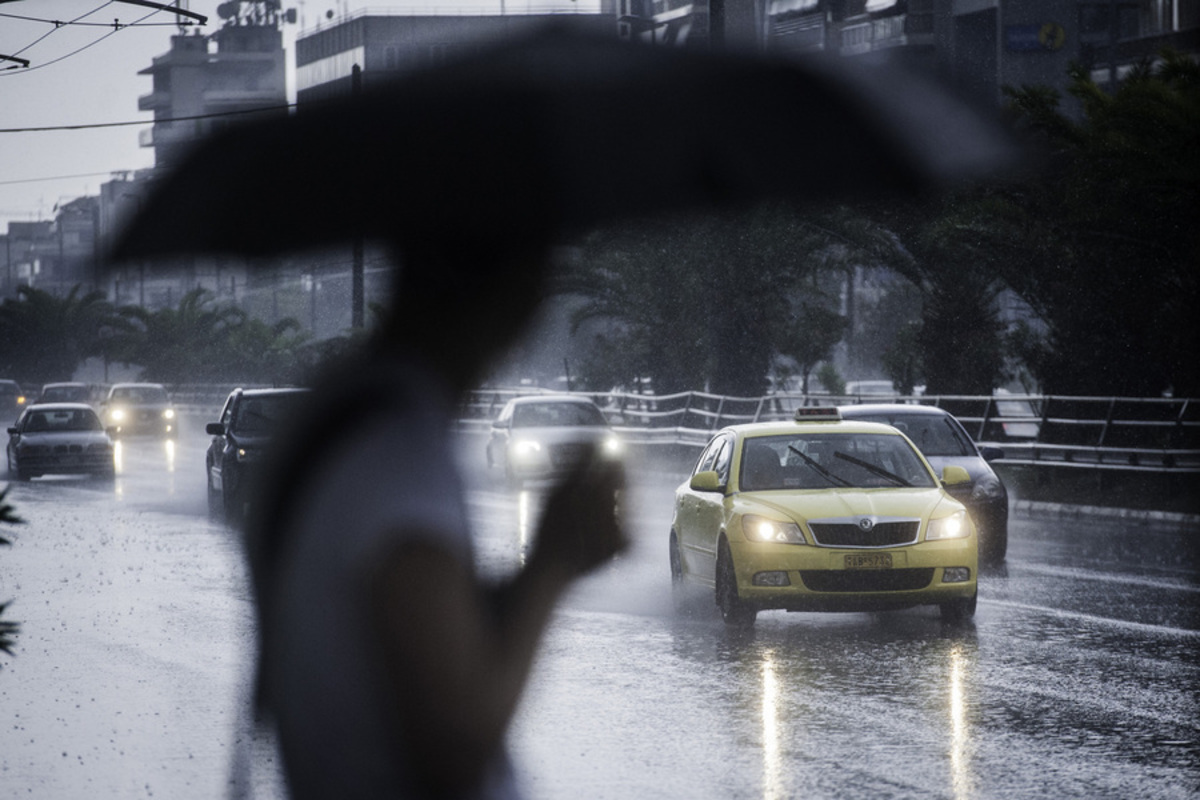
[[486, 395, 621, 488], [0, 380, 28, 425], [206, 387, 310, 521], [7, 403, 115, 480], [101, 383, 178, 438], [838, 404, 1009, 564], [37, 382, 94, 405]]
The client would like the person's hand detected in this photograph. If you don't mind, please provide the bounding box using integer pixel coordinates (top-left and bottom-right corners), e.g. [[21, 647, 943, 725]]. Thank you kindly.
[[529, 447, 627, 578]]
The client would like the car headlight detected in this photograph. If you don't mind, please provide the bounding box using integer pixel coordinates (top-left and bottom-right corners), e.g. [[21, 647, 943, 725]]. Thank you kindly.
[[162, 408, 176, 420], [110, 408, 126, 422], [927, 510, 969, 541], [601, 434, 621, 458], [742, 514, 805, 544], [511, 440, 542, 460], [971, 476, 1005, 502]]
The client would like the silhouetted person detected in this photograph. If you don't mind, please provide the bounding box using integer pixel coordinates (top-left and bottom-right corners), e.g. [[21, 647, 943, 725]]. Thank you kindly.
[[243, 243, 626, 800]]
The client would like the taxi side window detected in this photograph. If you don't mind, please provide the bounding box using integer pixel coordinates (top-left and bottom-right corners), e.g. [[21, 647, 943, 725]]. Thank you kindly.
[[712, 437, 734, 485], [694, 437, 723, 475]]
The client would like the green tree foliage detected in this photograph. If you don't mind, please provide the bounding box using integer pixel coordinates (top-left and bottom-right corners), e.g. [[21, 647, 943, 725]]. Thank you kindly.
[[563, 205, 900, 396], [0, 488, 23, 660], [0, 285, 125, 386], [775, 301, 847, 393], [992, 51, 1200, 395], [113, 288, 309, 384]]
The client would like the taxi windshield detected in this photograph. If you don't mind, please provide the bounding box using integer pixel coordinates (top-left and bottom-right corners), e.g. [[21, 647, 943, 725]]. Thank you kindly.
[[739, 432, 936, 491]]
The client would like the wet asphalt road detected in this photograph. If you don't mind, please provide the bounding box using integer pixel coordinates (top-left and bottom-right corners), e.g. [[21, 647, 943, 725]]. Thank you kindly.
[[0, 430, 1196, 799]]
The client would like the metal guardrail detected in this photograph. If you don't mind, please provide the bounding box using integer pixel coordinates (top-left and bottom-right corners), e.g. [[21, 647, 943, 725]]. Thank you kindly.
[[159, 383, 1200, 475], [458, 388, 1200, 475]]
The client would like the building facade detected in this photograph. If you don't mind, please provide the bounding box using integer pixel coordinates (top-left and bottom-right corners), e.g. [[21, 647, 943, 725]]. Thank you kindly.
[[294, 7, 617, 103]]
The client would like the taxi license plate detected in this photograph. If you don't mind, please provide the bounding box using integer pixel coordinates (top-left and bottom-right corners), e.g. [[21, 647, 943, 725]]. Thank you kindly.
[[845, 553, 892, 569]]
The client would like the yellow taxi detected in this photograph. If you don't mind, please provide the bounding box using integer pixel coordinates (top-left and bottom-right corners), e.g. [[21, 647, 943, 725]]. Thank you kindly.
[[670, 407, 978, 626]]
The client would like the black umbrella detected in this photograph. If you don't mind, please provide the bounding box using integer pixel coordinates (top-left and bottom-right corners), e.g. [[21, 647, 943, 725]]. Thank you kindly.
[[110, 26, 1020, 262]]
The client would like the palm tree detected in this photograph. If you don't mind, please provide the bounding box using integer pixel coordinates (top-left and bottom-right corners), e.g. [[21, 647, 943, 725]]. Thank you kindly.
[[0, 285, 122, 386]]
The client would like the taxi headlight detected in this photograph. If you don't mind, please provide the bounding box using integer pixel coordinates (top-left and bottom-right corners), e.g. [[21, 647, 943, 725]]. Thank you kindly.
[[743, 514, 805, 544], [927, 510, 969, 541], [511, 440, 542, 460]]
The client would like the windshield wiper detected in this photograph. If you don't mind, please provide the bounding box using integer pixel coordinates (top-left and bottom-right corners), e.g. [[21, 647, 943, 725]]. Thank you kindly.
[[788, 445, 852, 487], [833, 451, 910, 486]]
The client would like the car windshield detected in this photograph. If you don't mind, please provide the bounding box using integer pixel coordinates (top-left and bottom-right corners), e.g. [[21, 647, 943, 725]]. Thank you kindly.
[[232, 394, 306, 434], [512, 402, 606, 428], [41, 387, 90, 403], [23, 409, 102, 433], [111, 386, 168, 404], [739, 432, 936, 491], [846, 413, 973, 457]]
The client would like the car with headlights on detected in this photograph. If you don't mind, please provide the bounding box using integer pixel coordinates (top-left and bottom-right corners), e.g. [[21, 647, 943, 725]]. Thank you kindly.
[[206, 387, 310, 522], [670, 407, 977, 627], [7, 403, 115, 480], [486, 395, 621, 488], [37, 382, 94, 406], [0, 380, 28, 424], [101, 382, 177, 438], [838, 404, 1008, 564]]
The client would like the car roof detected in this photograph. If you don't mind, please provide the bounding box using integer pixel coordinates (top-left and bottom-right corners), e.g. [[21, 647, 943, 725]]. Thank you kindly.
[[110, 382, 167, 390], [838, 404, 951, 417], [25, 402, 97, 413], [507, 394, 598, 406], [237, 387, 309, 398], [41, 381, 88, 388], [721, 418, 904, 439]]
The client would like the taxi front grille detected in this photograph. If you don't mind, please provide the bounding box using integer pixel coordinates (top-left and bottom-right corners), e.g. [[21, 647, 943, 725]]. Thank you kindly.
[[800, 568, 934, 593], [809, 521, 919, 547]]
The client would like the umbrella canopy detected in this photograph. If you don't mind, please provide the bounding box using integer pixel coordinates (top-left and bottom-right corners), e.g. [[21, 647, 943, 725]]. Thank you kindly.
[[110, 26, 1020, 263]]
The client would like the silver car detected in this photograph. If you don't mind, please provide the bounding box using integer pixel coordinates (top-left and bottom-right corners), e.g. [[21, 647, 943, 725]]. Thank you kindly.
[[486, 395, 621, 488], [7, 403, 115, 480]]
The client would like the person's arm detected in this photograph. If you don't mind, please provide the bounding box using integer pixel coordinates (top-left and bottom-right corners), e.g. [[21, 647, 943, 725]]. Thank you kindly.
[[368, 454, 625, 798]]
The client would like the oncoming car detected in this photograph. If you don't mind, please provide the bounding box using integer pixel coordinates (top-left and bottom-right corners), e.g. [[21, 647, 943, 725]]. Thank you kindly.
[[37, 382, 94, 406], [206, 387, 310, 522], [102, 383, 177, 438], [486, 395, 621, 487], [6, 403, 115, 480], [839, 404, 1009, 564], [670, 407, 978, 627]]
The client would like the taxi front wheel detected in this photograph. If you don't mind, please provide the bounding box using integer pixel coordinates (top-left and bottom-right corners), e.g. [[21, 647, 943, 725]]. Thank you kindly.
[[939, 591, 977, 622], [716, 542, 756, 627]]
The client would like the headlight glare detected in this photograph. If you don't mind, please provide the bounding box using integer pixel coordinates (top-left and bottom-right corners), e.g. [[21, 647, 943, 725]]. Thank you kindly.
[[927, 510, 969, 540], [743, 514, 805, 544], [602, 434, 621, 457], [110, 408, 126, 422], [163, 408, 176, 420], [512, 440, 542, 459]]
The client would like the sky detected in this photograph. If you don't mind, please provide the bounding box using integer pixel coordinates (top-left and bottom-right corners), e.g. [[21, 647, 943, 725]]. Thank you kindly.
[[0, 0, 594, 231]]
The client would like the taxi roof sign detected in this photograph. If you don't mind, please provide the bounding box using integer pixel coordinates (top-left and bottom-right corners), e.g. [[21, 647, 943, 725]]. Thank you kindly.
[[794, 407, 842, 422]]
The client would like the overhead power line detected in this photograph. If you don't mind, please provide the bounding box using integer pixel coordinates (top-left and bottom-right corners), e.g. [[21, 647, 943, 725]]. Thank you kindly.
[[0, 103, 296, 133]]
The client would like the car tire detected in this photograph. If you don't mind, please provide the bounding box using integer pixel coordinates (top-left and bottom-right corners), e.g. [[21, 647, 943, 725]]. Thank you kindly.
[[206, 468, 221, 517], [8, 455, 29, 481], [715, 541, 756, 627], [669, 531, 683, 587], [982, 525, 1008, 566], [939, 591, 977, 622]]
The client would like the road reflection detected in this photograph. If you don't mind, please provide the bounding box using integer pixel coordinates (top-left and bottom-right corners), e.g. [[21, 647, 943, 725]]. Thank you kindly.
[[671, 614, 982, 799]]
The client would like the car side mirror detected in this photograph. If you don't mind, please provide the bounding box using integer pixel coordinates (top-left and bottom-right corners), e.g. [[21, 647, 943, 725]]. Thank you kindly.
[[6, 426, 17, 435], [979, 446, 1005, 462], [205, 422, 225, 436], [941, 465, 971, 486], [689, 470, 724, 493]]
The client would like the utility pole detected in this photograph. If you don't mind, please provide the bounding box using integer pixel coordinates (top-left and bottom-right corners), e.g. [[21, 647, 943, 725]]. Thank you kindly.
[[351, 63, 365, 329]]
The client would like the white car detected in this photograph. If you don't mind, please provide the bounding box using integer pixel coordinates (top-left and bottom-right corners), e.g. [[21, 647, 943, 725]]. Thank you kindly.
[[486, 395, 621, 488]]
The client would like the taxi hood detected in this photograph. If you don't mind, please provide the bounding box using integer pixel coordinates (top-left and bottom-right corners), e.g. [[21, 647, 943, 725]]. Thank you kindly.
[[739, 487, 960, 523]]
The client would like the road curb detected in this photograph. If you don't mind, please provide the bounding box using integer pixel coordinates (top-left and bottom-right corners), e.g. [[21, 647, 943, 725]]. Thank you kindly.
[[1013, 499, 1200, 528]]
